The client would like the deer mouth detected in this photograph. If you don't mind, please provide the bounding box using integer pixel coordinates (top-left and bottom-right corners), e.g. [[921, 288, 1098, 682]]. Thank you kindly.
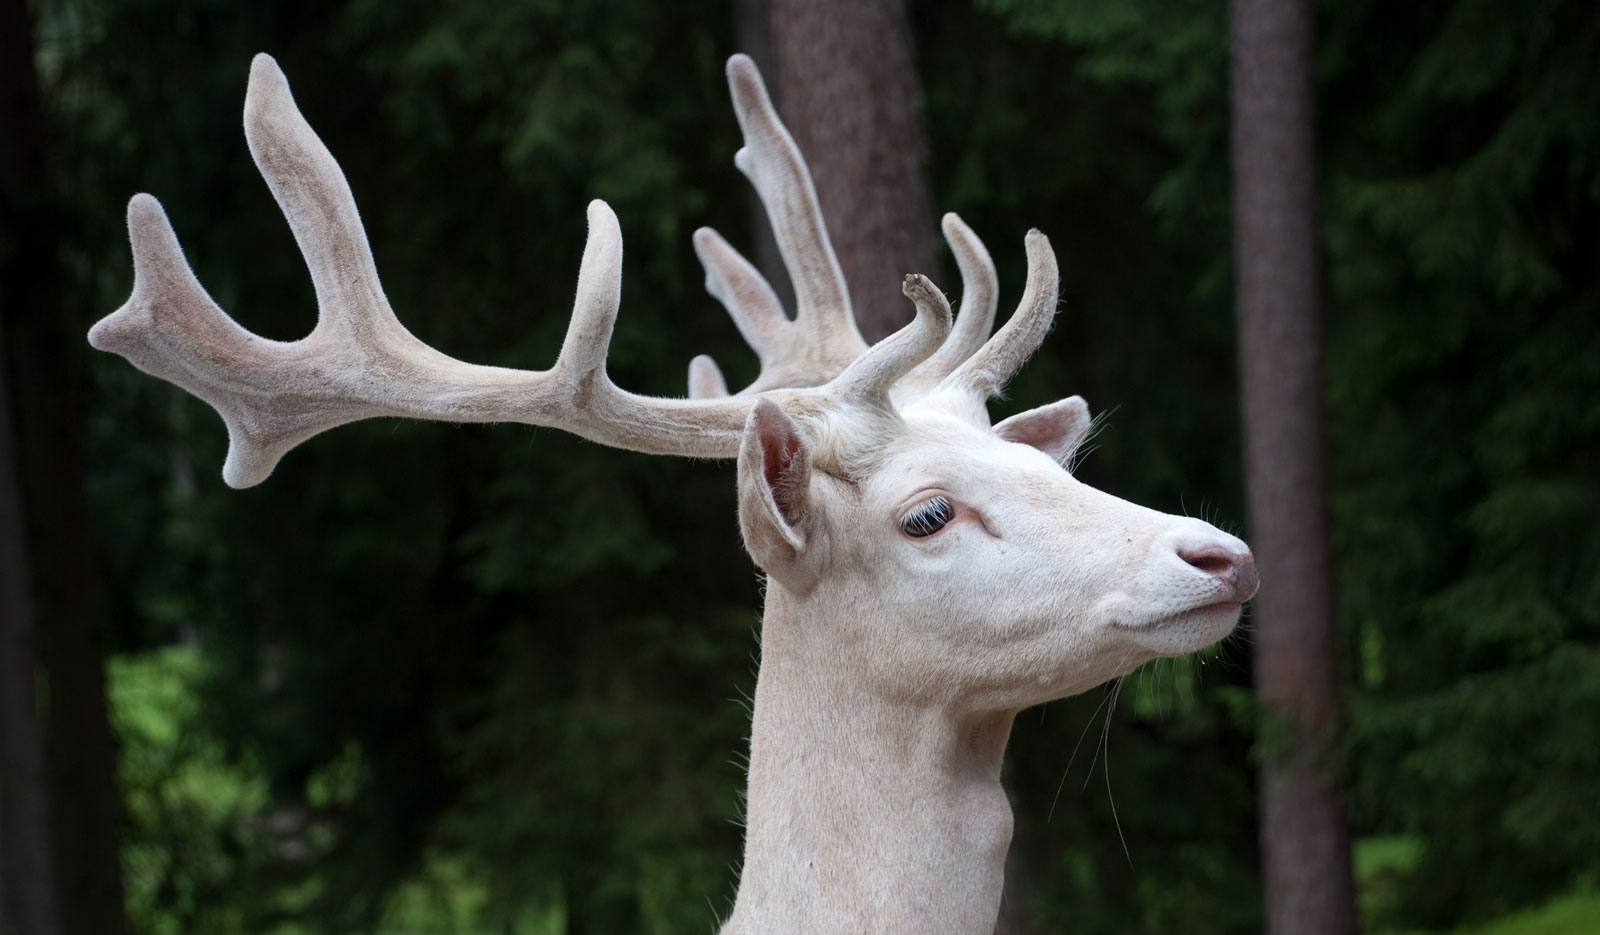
[[1111, 601, 1242, 654], [1112, 600, 1240, 629], [1183, 600, 1244, 618]]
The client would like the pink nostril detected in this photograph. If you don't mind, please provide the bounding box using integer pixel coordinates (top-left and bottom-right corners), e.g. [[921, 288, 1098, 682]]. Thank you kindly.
[[1178, 546, 1261, 601], [1180, 546, 1237, 577]]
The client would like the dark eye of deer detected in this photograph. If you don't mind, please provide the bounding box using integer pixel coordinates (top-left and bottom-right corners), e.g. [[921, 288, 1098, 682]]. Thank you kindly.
[[901, 496, 953, 538]]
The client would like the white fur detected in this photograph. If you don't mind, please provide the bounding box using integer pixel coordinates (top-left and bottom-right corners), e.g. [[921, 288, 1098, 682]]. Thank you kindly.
[[724, 394, 1255, 934]]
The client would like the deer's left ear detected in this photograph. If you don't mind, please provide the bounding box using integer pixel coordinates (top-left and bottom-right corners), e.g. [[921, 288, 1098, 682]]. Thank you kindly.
[[738, 399, 825, 593], [995, 396, 1093, 466]]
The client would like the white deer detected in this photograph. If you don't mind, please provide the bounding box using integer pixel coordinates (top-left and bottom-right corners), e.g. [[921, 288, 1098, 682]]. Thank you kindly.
[[89, 53, 1257, 934]]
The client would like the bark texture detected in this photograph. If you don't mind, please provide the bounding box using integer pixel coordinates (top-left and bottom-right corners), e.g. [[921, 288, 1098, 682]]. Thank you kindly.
[[769, 0, 938, 343], [0, 3, 61, 932], [0, 312, 59, 935], [0, 0, 128, 932], [1229, 1, 1358, 933]]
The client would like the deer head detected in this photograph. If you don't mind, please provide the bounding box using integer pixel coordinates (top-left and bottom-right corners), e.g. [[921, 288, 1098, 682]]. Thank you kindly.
[[738, 386, 1256, 714], [89, 52, 1256, 935]]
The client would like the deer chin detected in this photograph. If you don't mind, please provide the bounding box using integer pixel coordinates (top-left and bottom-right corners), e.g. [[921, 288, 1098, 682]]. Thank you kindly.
[[1112, 600, 1242, 657]]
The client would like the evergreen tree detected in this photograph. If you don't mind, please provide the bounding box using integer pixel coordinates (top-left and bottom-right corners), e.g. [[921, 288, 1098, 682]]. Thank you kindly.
[[1322, 0, 1600, 925]]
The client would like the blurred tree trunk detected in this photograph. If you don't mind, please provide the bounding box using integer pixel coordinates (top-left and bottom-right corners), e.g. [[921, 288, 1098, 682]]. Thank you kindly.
[[0, 1, 127, 934], [0, 6, 61, 935], [0, 317, 59, 935], [769, 0, 937, 342], [731, 0, 797, 315], [1229, 1, 1357, 934]]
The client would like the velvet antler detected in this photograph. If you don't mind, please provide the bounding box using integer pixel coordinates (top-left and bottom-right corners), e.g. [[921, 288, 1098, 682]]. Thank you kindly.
[[89, 53, 1056, 487]]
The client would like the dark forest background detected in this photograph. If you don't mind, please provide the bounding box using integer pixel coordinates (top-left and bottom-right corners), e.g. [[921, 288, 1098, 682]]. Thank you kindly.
[[2, 0, 1597, 933]]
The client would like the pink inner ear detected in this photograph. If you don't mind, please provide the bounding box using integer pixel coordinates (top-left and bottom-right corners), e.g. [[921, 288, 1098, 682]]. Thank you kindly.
[[1000, 416, 1062, 452], [995, 398, 1091, 464], [761, 421, 801, 491], [755, 410, 809, 527]]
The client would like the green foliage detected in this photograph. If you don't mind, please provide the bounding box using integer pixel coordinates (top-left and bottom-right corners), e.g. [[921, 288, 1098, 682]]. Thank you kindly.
[[113, 647, 270, 935], [1461, 890, 1600, 935], [112, 646, 570, 933], [1323, 0, 1600, 925]]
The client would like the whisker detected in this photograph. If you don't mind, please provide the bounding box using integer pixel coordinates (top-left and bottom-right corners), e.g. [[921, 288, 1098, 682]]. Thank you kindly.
[[1082, 674, 1123, 792], [1049, 683, 1116, 822], [1104, 679, 1132, 867]]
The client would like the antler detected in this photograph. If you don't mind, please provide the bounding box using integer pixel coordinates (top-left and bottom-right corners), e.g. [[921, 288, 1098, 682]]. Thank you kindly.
[[686, 56, 1005, 400], [89, 56, 775, 487], [88, 53, 1057, 488]]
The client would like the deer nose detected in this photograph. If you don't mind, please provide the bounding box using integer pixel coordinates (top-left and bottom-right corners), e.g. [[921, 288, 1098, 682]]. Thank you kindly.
[[1178, 545, 1259, 602]]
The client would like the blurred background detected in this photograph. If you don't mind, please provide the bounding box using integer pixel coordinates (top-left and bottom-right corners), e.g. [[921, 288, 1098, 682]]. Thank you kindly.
[[2, 0, 1596, 933]]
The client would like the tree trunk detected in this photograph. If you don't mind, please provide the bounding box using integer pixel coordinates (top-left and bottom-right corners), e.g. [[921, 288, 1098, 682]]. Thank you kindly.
[[730, 0, 797, 316], [1229, 1, 1357, 933], [0, 1, 128, 933], [768, 0, 938, 342], [0, 5, 61, 935], [0, 320, 59, 935]]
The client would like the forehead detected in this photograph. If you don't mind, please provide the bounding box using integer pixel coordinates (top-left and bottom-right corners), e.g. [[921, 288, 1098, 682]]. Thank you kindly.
[[864, 408, 1064, 498]]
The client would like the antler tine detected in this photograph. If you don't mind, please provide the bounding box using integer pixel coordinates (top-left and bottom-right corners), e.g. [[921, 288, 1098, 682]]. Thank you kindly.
[[831, 274, 952, 407], [689, 226, 810, 395], [939, 230, 1059, 400], [934, 213, 1001, 368], [244, 54, 395, 342], [686, 55, 886, 398], [692, 227, 789, 359], [722, 55, 867, 356], [687, 355, 731, 399], [551, 201, 625, 385], [899, 213, 1000, 394]]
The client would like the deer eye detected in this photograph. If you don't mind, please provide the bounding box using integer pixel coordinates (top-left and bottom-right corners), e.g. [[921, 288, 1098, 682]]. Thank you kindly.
[[901, 496, 953, 538]]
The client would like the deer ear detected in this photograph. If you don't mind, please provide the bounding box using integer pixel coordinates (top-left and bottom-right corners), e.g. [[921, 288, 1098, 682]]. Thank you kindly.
[[738, 399, 823, 592], [995, 396, 1093, 466]]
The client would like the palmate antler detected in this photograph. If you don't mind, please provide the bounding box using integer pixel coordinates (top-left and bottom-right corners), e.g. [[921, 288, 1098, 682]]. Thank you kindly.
[[89, 53, 1058, 487]]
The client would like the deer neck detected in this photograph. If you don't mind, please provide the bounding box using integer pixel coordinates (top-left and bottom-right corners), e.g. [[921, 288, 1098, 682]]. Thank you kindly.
[[721, 588, 1017, 935]]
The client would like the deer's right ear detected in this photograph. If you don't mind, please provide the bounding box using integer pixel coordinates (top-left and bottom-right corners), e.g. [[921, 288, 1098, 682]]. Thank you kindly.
[[738, 399, 824, 592]]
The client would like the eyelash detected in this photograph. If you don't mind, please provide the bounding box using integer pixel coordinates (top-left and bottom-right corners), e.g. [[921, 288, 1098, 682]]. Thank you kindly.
[[901, 496, 954, 538]]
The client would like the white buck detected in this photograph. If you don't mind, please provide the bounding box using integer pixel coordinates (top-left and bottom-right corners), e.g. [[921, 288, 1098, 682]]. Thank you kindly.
[[90, 53, 1257, 934]]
